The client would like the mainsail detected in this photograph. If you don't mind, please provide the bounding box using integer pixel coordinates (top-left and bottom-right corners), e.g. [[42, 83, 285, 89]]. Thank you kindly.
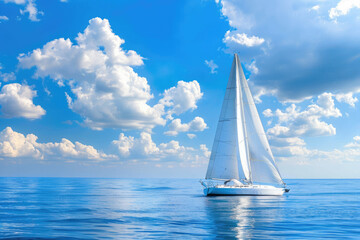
[[205, 54, 283, 185]]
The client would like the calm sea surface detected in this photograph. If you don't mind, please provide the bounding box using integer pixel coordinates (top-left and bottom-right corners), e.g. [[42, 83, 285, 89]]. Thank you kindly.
[[0, 178, 359, 239]]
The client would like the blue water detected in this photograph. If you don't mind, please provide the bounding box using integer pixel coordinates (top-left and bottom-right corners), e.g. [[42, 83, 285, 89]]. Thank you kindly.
[[0, 178, 360, 239]]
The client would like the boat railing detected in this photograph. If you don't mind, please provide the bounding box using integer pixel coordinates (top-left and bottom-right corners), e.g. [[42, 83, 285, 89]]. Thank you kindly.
[[200, 180, 236, 189]]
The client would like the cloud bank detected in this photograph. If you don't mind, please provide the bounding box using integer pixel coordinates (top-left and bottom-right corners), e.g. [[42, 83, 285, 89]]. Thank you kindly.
[[217, 0, 360, 102], [0, 127, 114, 161]]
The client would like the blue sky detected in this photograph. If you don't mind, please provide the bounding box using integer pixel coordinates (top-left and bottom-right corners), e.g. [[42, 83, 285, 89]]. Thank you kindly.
[[1, 0, 360, 178]]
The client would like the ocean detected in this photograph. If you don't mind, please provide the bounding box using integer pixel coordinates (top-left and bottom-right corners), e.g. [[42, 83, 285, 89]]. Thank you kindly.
[[0, 178, 359, 239]]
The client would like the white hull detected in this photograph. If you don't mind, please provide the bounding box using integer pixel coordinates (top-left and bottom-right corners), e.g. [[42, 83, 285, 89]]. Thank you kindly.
[[204, 184, 285, 196]]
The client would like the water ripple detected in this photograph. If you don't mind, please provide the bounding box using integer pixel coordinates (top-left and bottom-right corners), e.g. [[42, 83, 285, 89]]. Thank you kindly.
[[0, 178, 360, 239]]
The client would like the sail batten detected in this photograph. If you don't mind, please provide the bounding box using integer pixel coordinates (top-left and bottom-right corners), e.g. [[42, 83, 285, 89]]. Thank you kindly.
[[205, 54, 283, 186]]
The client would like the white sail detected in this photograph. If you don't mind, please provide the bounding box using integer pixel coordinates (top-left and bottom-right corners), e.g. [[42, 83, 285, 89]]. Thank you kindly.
[[205, 55, 250, 181], [236, 55, 283, 185]]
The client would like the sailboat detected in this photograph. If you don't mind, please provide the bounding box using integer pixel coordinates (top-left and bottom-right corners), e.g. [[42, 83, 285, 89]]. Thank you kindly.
[[200, 54, 289, 196]]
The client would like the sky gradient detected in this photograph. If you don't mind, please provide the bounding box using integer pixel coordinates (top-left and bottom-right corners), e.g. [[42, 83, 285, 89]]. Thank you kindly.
[[1, 0, 360, 178]]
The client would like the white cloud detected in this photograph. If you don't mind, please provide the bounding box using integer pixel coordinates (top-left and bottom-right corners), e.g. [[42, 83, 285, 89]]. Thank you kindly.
[[263, 109, 273, 117], [19, 0, 43, 22], [310, 5, 320, 11], [4, 0, 42, 22], [200, 144, 211, 158], [218, 0, 254, 29], [0, 83, 45, 119], [112, 133, 134, 156], [40, 139, 114, 161], [205, 60, 218, 74], [0, 127, 41, 159], [112, 132, 210, 165], [269, 135, 311, 159], [159, 80, 203, 119], [269, 134, 360, 164], [218, 0, 264, 54], [245, 60, 259, 74], [0, 16, 9, 21], [19, 18, 204, 131], [215, 0, 265, 55], [187, 133, 196, 139], [112, 132, 159, 157], [19, 18, 166, 130], [164, 117, 208, 136], [223, 31, 265, 47], [0, 127, 114, 161], [267, 125, 290, 137], [216, 1, 360, 102], [266, 93, 341, 138], [262, 92, 359, 164], [345, 136, 360, 148], [329, 0, 360, 19], [335, 92, 358, 107], [0, 71, 16, 82]]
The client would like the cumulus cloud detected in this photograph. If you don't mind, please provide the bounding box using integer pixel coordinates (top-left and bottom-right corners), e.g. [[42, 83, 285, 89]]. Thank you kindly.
[[217, 0, 360, 101], [0, 127, 41, 159], [262, 92, 360, 164], [217, 0, 264, 54], [200, 144, 211, 158], [329, 0, 360, 19], [270, 134, 360, 164], [112, 132, 210, 165], [205, 60, 218, 74], [0, 83, 45, 119], [112, 132, 159, 157], [164, 117, 208, 136], [262, 109, 273, 117], [266, 93, 341, 138], [0, 127, 114, 161], [18, 18, 203, 130], [19, 18, 166, 130], [159, 80, 203, 119], [335, 92, 358, 107], [3, 0, 43, 21], [223, 31, 265, 47], [218, 0, 254, 29], [0, 71, 16, 82], [269, 135, 311, 160]]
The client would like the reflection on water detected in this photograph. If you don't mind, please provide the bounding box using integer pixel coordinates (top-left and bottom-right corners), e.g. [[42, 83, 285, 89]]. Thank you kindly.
[[1, 178, 360, 239], [205, 196, 285, 239]]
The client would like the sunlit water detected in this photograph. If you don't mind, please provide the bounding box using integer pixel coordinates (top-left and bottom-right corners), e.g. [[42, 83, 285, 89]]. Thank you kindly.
[[1, 178, 359, 239]]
